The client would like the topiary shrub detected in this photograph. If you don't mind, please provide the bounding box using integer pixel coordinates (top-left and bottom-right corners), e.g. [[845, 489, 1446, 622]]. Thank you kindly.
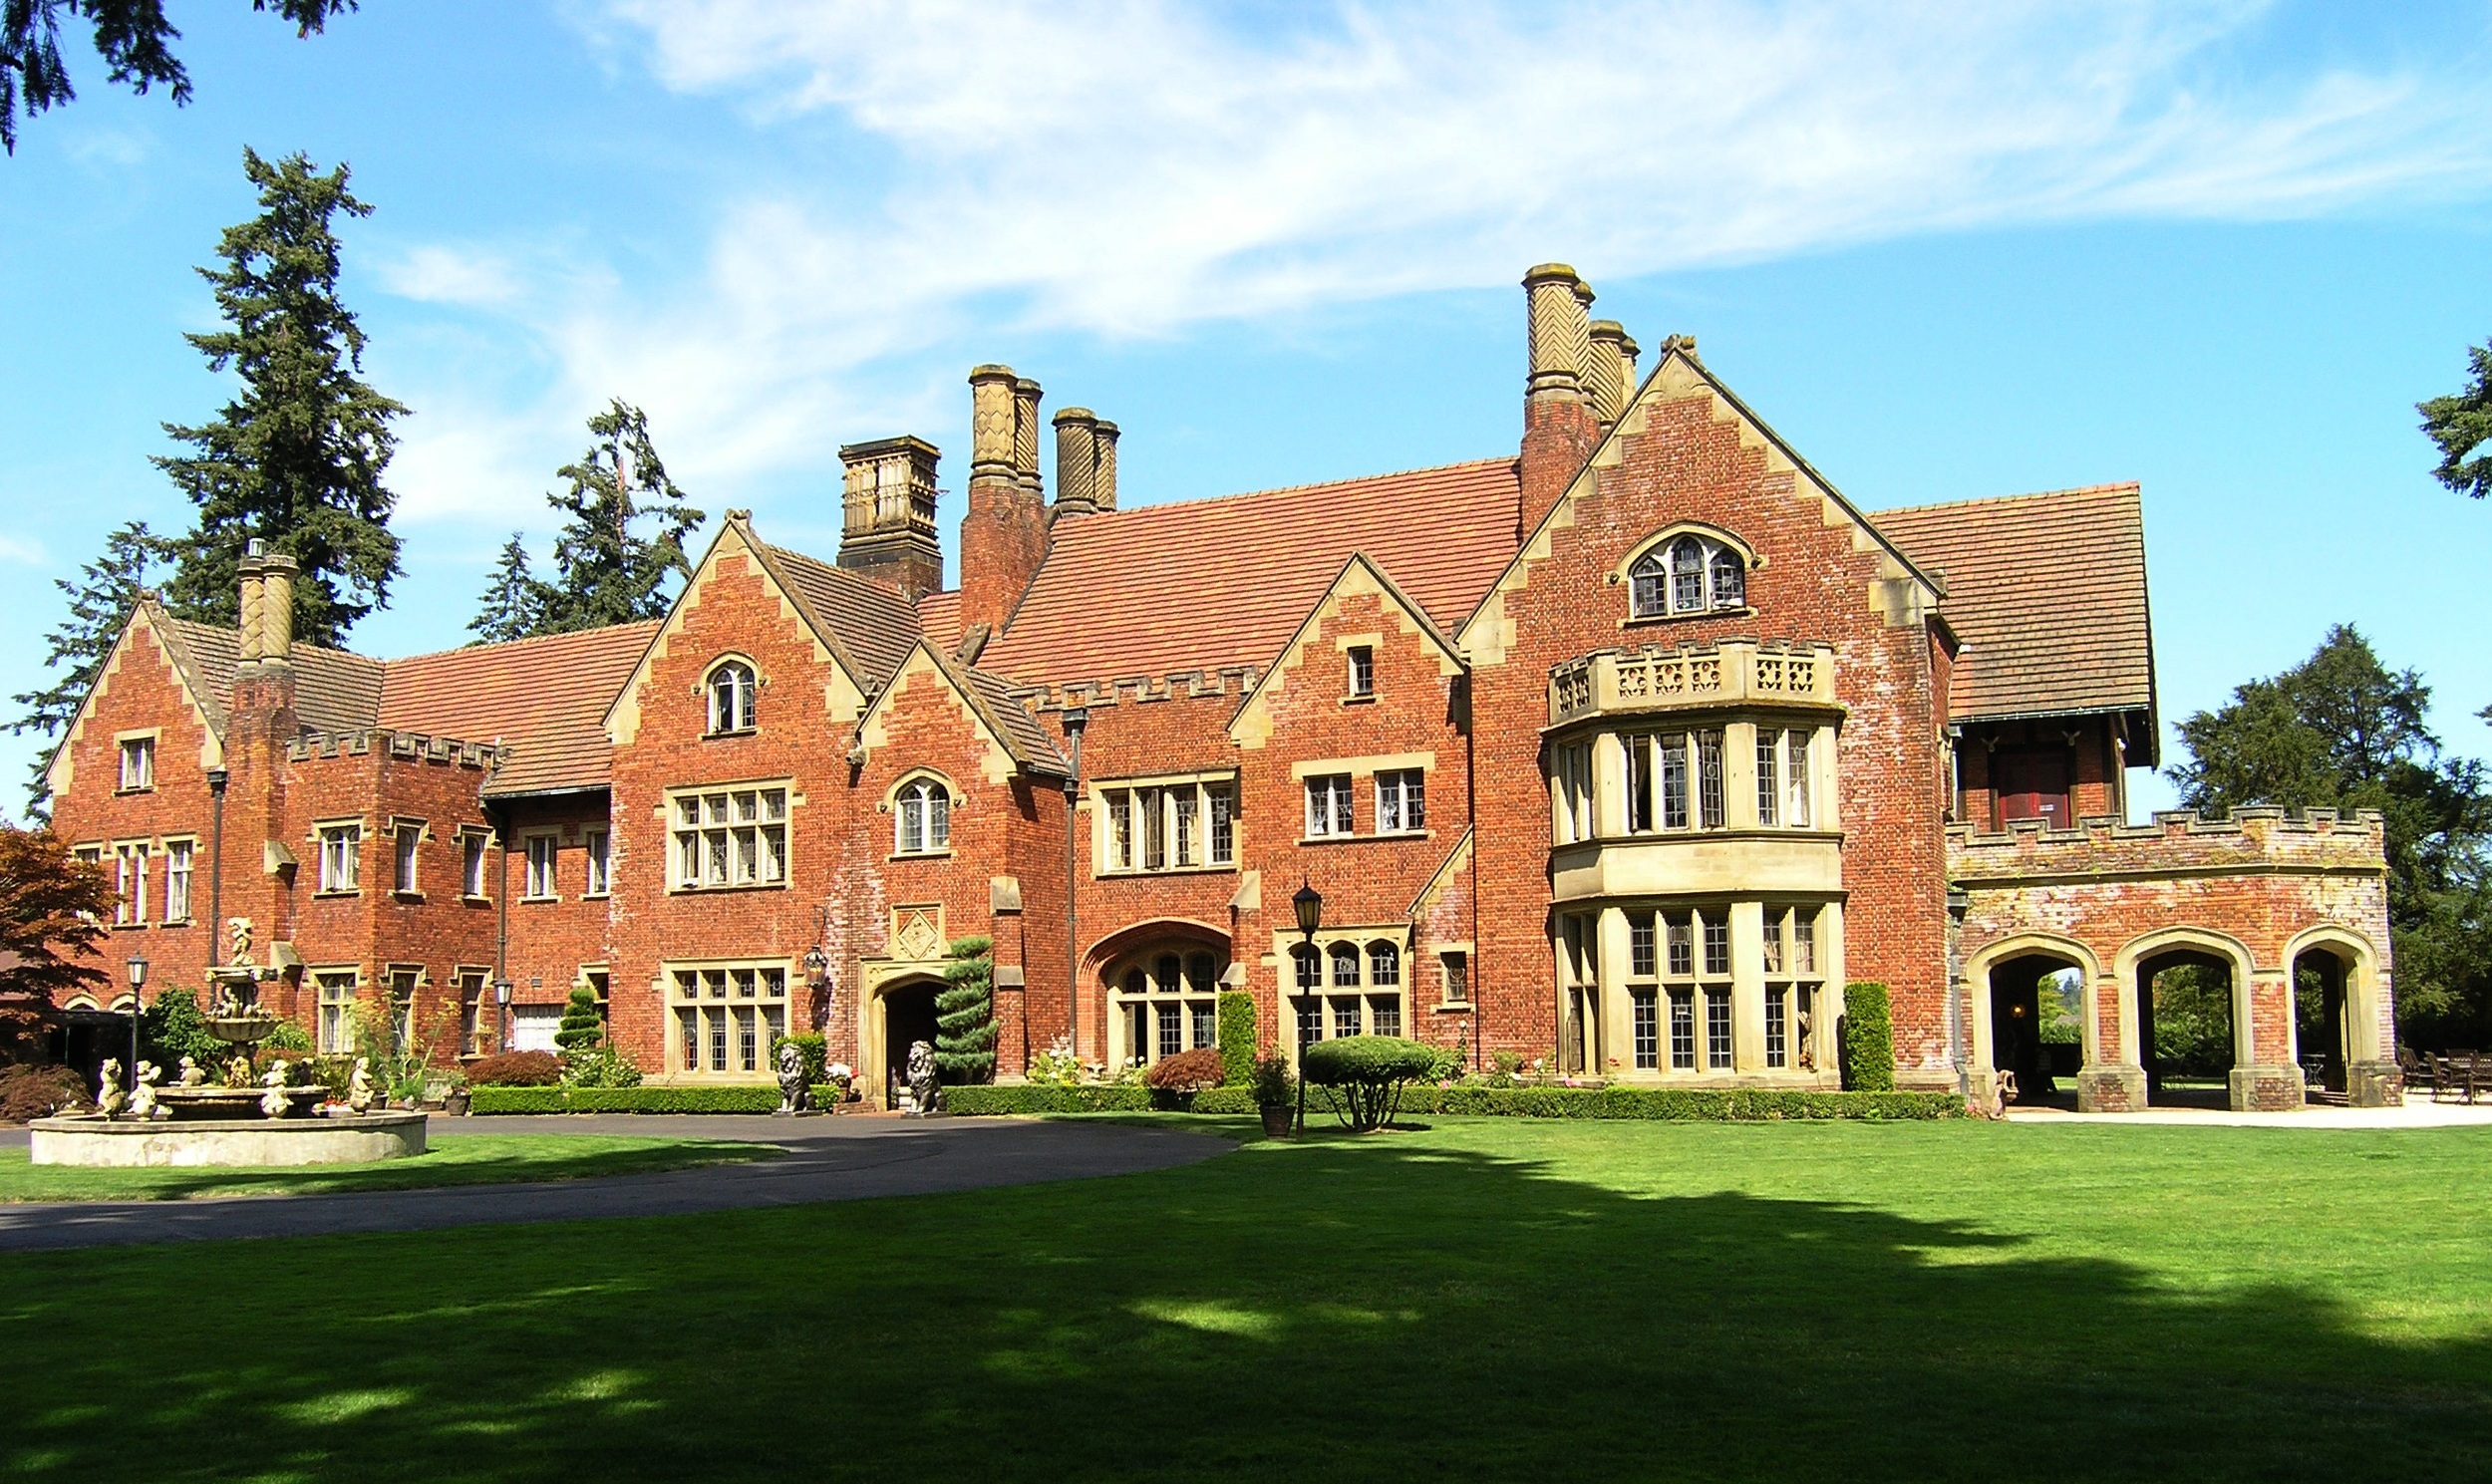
[[1839, 981, 1896, 1092], [1250, 1051, 1295, 1108], [465, 1049, 564, 1087], [1216, 991, 1256, 1086], [0, 1063, 91, 1122], [554, 985, 605, 1055], [935, 936, 997, 1084], [772, 1032, 827, 1088], [1300, 1035, 1439, 1131]]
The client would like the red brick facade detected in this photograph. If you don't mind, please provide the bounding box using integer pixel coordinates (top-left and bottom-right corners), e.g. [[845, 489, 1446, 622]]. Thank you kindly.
[[45, 265, 2396, 1111]]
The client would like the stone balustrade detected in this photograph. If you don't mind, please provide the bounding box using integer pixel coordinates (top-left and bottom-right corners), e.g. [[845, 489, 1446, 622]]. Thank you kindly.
[[1548, 639, 1839, 727]]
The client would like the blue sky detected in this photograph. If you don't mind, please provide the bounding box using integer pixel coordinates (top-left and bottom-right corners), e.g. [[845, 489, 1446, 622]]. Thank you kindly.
[[4, 0, 2491, 818]]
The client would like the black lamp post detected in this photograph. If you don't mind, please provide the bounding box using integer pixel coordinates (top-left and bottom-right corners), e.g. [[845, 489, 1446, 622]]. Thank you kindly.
[[124, 952, 149, 1102], [1288, 881, 1321, 1134], [492, 978, 512, 1054]]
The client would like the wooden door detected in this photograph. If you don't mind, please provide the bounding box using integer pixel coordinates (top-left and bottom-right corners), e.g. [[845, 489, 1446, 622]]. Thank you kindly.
[[1995, 745, 2071, 829]]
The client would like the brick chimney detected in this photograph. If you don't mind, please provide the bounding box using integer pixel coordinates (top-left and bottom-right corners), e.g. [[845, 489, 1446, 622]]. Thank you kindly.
[[227, 539, 298, 985], [960, 366, 1051, 636], [836, 436, 943, 601], [1052, 407, 1098, 517], [1091, 420, 1118, 510], [1519, 263, 1601, 540]]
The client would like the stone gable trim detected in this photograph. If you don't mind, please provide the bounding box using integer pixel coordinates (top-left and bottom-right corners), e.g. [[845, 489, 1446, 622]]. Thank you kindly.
[[49, 603, 228, 799], [854, 642, 1052, 785], [1407, 826, 1474, 921], [1228, 553, 1465, 751]]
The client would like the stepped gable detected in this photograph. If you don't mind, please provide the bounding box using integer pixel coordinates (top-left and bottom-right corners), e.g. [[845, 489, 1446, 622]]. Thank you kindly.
[[159, 615, 385, 736], [1874, 482, 2155, 739], [376, 622, 660, 796], [760, 541, 921, 691], [975, 457, 1520, 686]]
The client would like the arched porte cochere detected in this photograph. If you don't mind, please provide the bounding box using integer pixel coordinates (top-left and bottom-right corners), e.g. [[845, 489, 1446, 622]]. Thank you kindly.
[[1090, 921, 1233, 1074]]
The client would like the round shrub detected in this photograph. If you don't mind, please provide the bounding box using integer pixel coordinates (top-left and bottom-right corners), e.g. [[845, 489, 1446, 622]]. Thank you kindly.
[[1299, 1036, 1440, 1130], [465, 1049, 564, 1087], [1142, 1046, 1225, 1093], [0, 1063, 91, 1123]]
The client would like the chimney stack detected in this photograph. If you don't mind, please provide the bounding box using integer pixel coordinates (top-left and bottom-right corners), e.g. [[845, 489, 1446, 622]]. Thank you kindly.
[[1091, 420, 1118, 510], [836, 437, 944, 601], [236, 538, 297, 669], [960, 366, 1053, 637], [1052, 408, 1098, 515], [1588, 320, 1638, 428], [1518, 263, 1602, 540]]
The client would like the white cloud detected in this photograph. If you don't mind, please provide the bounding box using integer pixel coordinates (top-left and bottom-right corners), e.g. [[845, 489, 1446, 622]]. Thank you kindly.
[[0, 534, 49, 566], [378, 0, 2492, 531]]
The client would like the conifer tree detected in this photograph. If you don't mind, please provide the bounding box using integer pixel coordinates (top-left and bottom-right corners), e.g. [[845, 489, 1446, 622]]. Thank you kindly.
[[7, 521, 173, 817], [2, 2, 357, 154], [934, 936, 997, 1084], [156, 148, 407, 651], [536, 400, 704, 633], [553, 984, 605, 1055], [468, 532, 548, 645]]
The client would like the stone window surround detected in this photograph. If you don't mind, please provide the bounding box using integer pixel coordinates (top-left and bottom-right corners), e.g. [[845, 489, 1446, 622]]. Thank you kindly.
[[111, 838, 150, 926], [1562, 898, 1841, 1081], [456, 825, 495, 902], [1091, 770, 1239, 877], [665, 779, 795, 893], [583, 827, 611, 898], [520, 829, 561, 902], [1292, 751, 1436, 846], [312, 965, 361, 1054], [664, 958, 793, 1078], [311, 816, 366, 897], [1276, 924, 1412, 1057], [114, 728, 159, 793], [886, 770, 954, 859], [1103, 943, 1229, 1070], [160, 834, 196, 925], [1616, 522, 1761, 626], [702, 654, 762, 737], [1553, 722, 1836, 844], [388, 816, 429, 899]]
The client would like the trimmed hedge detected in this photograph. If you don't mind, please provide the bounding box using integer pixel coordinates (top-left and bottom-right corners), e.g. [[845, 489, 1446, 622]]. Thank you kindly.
[[467, 1083, 850, 1115], [937, 1082, 1958, 1121], [1216, 992, 1256, 1086], [1839, 981, 1897, 1092]]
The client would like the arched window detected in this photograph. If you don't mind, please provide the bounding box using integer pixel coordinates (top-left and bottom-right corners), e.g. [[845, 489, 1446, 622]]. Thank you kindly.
[[895, 777, 951, 855], [1368, 940, 1401, 988], [1628, 533, 1751, 619], [1292, 945, 1321, 991], [1330, 942, 1361, 989], [706, 661, 757, 734]]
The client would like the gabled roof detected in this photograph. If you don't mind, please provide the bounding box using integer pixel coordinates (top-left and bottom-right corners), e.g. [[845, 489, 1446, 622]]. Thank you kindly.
[[1873, 482, 2158, 756], [158, 614, 386, 737], [757, 541, 922, 692], [976, 458, 1520, 686], [1228, 552, 1465, 748], [379, 623, 661, 796], [857, 639, 1070, 778]]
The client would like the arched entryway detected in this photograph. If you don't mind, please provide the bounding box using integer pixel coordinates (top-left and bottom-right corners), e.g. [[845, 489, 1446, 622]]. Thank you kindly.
[[1966, 934, 2104, 1109], [2117, 928, 2280, 1110], [867, 976, 942, 1111], [1088, 920, 1232, 1075], [2288, 928, 2393, 1105]]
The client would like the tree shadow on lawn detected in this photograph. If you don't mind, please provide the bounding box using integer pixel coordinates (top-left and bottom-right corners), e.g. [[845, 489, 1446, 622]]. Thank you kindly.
[[2, 1134, 2485, 1482], [0, 1138, 775, 1202]]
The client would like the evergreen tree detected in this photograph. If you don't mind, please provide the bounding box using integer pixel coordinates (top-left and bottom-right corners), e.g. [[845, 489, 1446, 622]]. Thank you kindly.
[[934, 936, 997, 1084], [536, 400, 704, 633], [156, 147, 407, 651], [468, 532, 548, 645], [553, 984, 604, 1054], [2419, 338, 2492, 501], [7, 520, 174, 817], [2170, 625, 2492, 1044], [2, 2, 357, 155]]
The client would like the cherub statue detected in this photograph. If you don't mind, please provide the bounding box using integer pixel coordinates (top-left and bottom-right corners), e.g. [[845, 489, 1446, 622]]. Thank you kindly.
[[225, 1053, 254, 1087], [347, 1056, 376, 1115], [259, 1063, 294, 1119], [904, 1039, 941, 1116], [775, 1041, 810, 1115], [225, 916, 254, 966], [176, 1055, 206, 1087], [130, 1059, 163, 1120], [97, 1058, 128, 1120]]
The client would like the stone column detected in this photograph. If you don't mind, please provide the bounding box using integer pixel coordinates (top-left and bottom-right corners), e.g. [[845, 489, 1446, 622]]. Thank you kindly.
[[1731, 900, 1766, 1074], [2230, 971, 2308, 1111], [2076, 970, 2146, 1112]]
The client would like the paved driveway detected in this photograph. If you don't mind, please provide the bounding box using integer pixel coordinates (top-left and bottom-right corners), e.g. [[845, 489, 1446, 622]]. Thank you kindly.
[[0, 1115, 1228, 1253]]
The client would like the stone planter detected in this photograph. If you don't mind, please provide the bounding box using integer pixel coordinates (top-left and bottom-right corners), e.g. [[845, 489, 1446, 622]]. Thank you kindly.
[[1259, 1104, 1295, 1137], [30, 1110, 428, 1167]]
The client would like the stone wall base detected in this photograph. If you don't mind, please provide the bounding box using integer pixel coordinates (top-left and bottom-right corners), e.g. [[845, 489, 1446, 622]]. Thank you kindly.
[[2076, 1062, 2146, 1112], [29, 1111, 428, 1167], [2229, 1063, 2307, 1112], [2346, 1059, 2404, 1108]]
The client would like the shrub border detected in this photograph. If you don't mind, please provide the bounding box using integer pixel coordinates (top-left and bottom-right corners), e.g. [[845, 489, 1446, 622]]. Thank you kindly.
[[467, 1084, 845, 1115], [942, 1083, 1960, 1121]]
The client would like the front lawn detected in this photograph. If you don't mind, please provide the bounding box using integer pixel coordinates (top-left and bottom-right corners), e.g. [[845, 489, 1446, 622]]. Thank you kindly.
[[0, 1134, 778, 1202], [1, 1118, 2486, 1481]]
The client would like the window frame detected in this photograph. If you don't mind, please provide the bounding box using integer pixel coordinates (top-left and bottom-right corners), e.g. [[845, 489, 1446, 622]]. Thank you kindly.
[[1304, 772, 1355, 839], [314, 968, 360, 1054], [704, 658, 759, 737], [390, 818, 426, 897], [666, 781, 793, 893], [1105, 945, 1228, 1070], [159, 836, 194, 925], [1374, 768, 1426, 835], [1346, 644, 1376, 700], [893, 773, 954, 858], [583, 827, 611, 897], [1283, 929, 1412, 1060], [116, 733, 156, 793], [663, 960, 792, 1077], [522, 831, 560, 901], [1624, 528, 1754, 621], [313, 820, 362, 896], [458, 827, 493, 901], [111, 840, 150, 926]]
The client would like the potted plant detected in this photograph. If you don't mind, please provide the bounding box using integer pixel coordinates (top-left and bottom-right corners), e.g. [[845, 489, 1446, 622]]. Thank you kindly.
[[1251, 1052, 1296, 1137]]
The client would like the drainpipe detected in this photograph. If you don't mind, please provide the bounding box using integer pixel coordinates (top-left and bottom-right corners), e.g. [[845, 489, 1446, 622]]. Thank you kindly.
[[205, 767, 228, 971], [1061, 707, 1089, 1062], [489, 799, 510, 1053]]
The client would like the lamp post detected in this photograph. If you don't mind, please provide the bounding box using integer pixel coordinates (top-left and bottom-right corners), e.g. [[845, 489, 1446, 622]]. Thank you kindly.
[[1289, 881, 1321, 1134], [492, 978, 512, 1054], [124, 952, 149, 1103]]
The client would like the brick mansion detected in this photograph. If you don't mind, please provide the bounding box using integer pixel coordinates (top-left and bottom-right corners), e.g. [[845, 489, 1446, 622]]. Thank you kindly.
[[48, 265, 2399, 1112]]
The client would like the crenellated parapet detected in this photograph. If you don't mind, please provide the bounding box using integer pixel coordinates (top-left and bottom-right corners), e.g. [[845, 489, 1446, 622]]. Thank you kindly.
[[1017, 666, 1263, 715], [286, 729, 505, 770], [1948, 806, 2387, 886]]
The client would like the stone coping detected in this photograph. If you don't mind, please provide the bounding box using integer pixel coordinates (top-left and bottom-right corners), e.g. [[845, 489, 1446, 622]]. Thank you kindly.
[[29, 1111, 428, 1167]]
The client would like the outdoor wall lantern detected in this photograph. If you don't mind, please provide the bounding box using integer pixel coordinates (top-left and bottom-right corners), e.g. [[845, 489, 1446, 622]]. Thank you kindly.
[[1292, 880, 1323, 942], [802, 946, 829, 988]]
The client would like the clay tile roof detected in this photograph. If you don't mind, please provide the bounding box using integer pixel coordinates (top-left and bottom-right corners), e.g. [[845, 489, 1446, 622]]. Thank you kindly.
[[759, 543, 921, 692], [977, 458, 1521, 685], [159, 616, 385, 736], [376, 622, 661, 796], [916, 589, 963, 657], [963, 665, 1068, 773], [1874, 482, 2156, 739]]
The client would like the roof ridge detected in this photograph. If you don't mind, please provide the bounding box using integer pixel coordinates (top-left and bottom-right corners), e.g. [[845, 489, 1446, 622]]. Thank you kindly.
[[384, 618, 664, 667], [160, 614, 381, 668], [1875, 481, 2141, 517], [1064, 455, 1515, 523]]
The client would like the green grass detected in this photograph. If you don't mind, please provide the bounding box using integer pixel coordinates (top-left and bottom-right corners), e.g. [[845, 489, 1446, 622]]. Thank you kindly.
[[0, 1134, 778, 1202], [3, 1117, 2489, 1481]]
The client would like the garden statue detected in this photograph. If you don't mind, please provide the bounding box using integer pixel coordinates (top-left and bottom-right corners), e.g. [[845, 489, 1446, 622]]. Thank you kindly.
[[224, 1053, 253, 1087], [347, 1057, 376, 1115], [130, 1060, 162, 1120], [259, 1063, 294, 1118], [176, 1055, 206, 1086], [904, 1039, 941, 1116], [775, 1042, 810, 1115], [1795, 1004, 1816, 1071], [97, 1058, 127, 1120], [226, 916, 254, 966]]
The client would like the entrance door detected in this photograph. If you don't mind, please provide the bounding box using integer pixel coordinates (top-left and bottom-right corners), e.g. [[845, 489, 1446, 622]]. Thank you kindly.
[[882, 982, 940, 1109], [1995, 745, 2071, 829]]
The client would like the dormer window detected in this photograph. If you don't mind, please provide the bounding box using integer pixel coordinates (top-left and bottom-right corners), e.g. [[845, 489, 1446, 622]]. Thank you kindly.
[[1631, 534, 1748, 619], [895, 777, 952, 856], [706, 661, 757, 735]]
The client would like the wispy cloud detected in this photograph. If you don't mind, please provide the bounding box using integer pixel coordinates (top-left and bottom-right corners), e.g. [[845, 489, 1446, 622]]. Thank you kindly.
[[0, 533, 51, 566], [378, 0, 2492, 525]]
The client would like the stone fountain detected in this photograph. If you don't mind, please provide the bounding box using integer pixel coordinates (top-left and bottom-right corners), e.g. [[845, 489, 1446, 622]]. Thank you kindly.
[[29, 918, 429, 1167]]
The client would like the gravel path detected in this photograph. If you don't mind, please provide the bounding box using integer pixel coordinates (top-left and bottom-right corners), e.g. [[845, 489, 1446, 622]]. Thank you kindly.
[[0, 1114, 1229, 1253]]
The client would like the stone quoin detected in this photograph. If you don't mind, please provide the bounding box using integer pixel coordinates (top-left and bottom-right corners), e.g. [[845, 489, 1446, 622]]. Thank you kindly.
[[45, 265, 2396, 1113]]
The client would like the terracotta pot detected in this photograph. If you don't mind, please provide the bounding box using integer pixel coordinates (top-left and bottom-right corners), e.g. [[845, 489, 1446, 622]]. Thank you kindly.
[[1259, 1103, 1295, 1137]]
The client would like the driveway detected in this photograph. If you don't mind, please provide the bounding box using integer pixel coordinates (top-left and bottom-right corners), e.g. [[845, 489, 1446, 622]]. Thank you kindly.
[[0, 1114, 1229, 1253]]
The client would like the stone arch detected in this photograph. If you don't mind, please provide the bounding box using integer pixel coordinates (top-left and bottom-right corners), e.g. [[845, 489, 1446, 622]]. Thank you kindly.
[[2284, 923, 2392, 1103], [1964, 932, 2103, 1107], [2116, 926, 2261, 1109], [1087, 918, 1232, 1072], [860, 970, 944, 1111]]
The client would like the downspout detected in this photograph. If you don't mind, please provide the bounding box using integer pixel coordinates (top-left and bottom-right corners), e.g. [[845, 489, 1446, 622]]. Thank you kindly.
[[206, 767, 228, 968], [489, 799, 510, 1053], [1062, 708, 1089, 1062], [1464, 678, 1482, 1072]]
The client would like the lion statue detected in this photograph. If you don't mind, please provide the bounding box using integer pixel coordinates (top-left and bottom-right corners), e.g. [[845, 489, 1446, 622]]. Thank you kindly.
[[775, 1041, 811, 1115], [904, 1039, 941, 1116]]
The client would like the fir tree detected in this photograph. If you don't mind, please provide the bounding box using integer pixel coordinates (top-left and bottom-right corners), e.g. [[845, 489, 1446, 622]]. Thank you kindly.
[[156, 147, 407, 651], [934, 936, 997, 1084], [468, 532, 548, 645], [536, 400, 705, 633], [2, 2, 358, 155], [7, 521, 173, 818], [2420, 338, 2492, 502]]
